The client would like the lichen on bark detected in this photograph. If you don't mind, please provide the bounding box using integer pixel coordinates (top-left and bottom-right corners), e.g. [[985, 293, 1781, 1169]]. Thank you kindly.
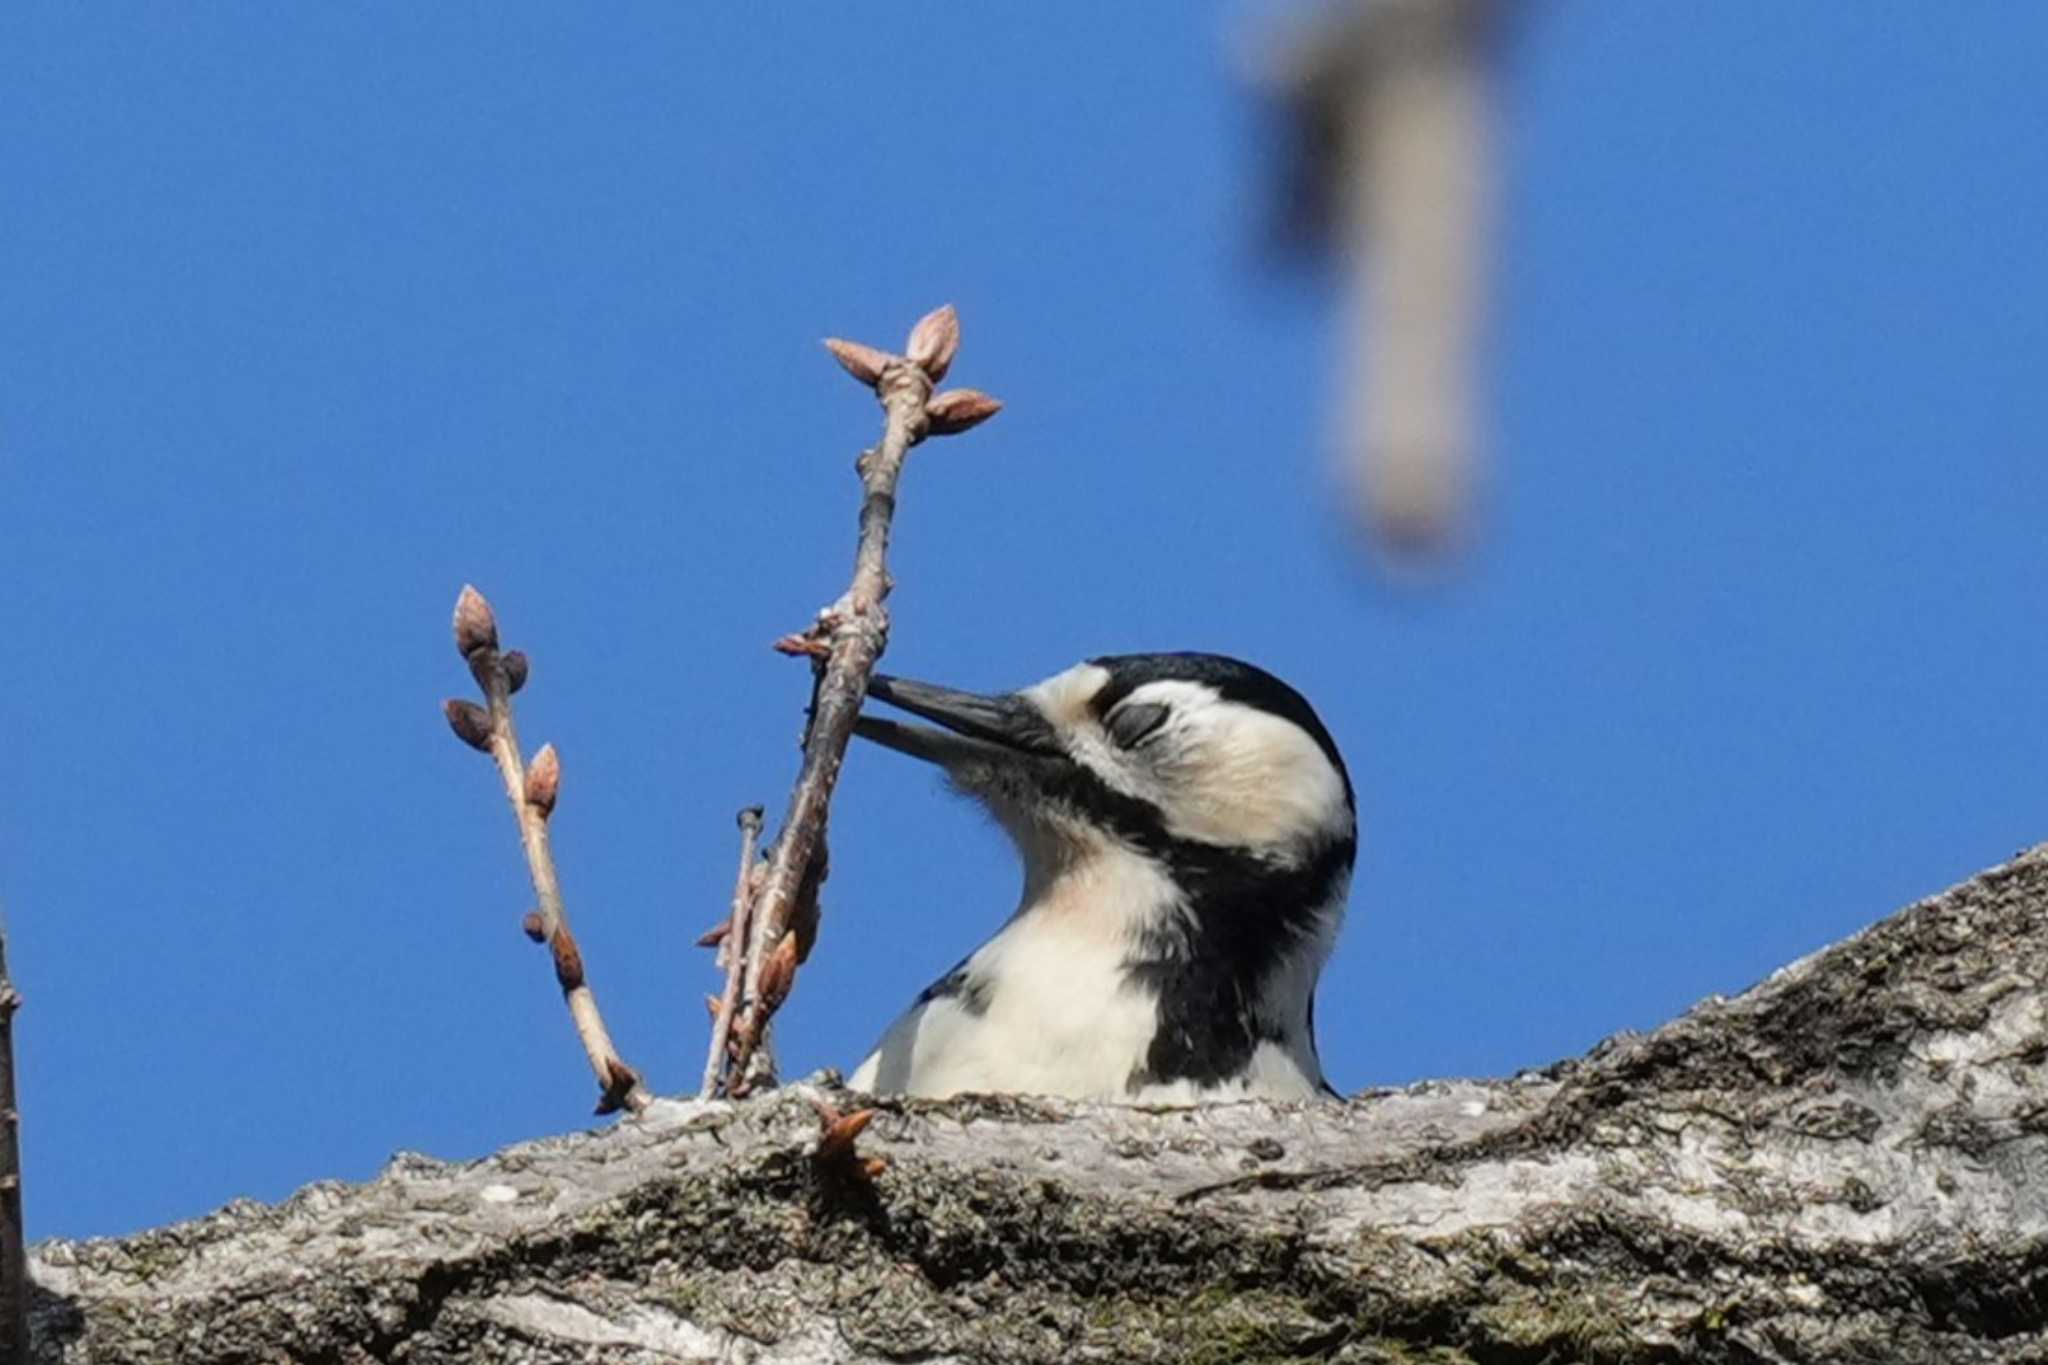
[[33, 846, 2048, 1363]]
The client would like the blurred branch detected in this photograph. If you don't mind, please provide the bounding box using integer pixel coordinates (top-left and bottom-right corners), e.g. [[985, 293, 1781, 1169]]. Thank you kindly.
[[443, 587, 652, 1116], [707, 305, 1001, 1098], [0, 928, 26, 1364], [1265, 0, 1500, 565]]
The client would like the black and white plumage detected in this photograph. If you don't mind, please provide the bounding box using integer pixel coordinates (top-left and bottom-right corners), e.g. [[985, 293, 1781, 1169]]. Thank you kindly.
[[848, 653, 1355, 1103]]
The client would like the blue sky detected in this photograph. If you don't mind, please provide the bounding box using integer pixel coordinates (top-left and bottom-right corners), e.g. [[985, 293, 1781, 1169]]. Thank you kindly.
[[6, 6, 2045, 1240]]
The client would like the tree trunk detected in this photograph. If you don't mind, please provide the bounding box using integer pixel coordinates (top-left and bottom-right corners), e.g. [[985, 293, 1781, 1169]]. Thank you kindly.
[[32, 846, 2048, 1363]]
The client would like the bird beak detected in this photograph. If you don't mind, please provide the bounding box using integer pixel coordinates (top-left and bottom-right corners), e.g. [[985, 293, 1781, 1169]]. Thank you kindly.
[[854, 674, 1061, 767]]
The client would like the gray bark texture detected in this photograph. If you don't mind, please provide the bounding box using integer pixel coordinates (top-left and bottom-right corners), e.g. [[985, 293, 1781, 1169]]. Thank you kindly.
[[30, 847, 2048, 1364]]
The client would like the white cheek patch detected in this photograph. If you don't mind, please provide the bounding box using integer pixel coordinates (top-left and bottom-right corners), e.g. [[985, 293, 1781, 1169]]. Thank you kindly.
[[1085, 683, 1346, 851], [1160, 706, 1351, 849], [1024, 668, 1352, 854]]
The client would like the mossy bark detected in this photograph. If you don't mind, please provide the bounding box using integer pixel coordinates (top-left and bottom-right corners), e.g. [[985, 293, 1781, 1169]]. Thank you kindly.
[[34, 847, 2048, 1363]]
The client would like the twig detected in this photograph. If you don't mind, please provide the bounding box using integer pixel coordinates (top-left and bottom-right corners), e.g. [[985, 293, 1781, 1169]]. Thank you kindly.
[[700, 806, 764, 1098], [444, 586, 652, 1115], [0, 927, 26, 1364], [714, 305, 1001, 1096]]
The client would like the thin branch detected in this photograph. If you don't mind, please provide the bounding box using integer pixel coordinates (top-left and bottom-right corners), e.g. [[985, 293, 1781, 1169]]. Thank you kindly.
[[445, 586, 652, 1116], [714, 304, 1000, 1096], [0, 927, 26, 1365], [700, 805, 764, 1098]]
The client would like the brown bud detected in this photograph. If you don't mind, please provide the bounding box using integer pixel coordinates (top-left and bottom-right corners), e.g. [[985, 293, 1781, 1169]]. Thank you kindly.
[[925, 389, 1002, 436], [502, 650, 530, 694], [758, 930, 800, 1012], [453, 585, 498, 658], [696, 918, 731, 949], [816, 1107, 877, 1163], [525, 744, 560, 817], [905, 304, 960, 383], [549, 926, 585, 991], [860, 1156, 888, 1180], [772, 631, 831, 658], [704, 993, 724, 1022], [443, 699, 494, 752], [521, 911, 546, 942], [594, 1059, 642, 1115], [823, 337, 893, 388]]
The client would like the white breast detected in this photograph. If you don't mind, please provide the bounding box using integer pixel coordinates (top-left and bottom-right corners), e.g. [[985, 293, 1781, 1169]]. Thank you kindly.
[[847, 903, 1156, 1097], [848, 865, 1329, 1102]]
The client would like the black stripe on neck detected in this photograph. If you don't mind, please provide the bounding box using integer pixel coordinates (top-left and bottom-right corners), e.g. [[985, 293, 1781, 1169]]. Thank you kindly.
[[1032, 762, 1354, 1092]]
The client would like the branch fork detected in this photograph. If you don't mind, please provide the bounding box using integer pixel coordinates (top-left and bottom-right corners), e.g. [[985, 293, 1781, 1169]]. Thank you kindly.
[[701, 304, 1002, 1098]]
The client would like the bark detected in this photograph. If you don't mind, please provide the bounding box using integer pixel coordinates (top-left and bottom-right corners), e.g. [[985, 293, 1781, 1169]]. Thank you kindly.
[[32, 845, 2048, 1363]]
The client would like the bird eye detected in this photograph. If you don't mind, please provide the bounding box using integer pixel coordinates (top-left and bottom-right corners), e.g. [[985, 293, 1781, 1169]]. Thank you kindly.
[[1105, 701, 1170, 749]]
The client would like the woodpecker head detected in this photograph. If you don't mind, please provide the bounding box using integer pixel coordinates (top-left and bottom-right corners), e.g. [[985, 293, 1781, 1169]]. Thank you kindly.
[[854, 652, 1355, 1097]]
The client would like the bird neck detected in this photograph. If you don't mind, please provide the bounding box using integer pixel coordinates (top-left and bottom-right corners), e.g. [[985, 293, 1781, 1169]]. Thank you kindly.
[[1004, 825, 1349, 1094]]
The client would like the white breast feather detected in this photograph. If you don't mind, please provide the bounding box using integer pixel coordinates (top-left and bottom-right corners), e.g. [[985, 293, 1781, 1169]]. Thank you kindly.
[[850, 852, 1337, 1103]]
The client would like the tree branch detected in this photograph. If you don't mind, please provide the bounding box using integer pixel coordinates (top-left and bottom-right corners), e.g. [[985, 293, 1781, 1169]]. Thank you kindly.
[[700, 806, 764, 1098], [444, 587, 651, 1116], [1263, 0, 1497, 565], [40, 846, 2048, 1362], [712, 304, 1001, 1096]]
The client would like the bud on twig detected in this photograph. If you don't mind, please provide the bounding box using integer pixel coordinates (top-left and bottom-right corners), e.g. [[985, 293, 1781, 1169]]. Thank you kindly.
[[595, 1059, 642, 1116], [444, 700, 494, 752], [925, 389, 1003, 435], [772, 631, 832, 659], [716, 304, 999, 1097], [443, 582, 652, 1117], [807, 1096, 884, 1179], [525, 744, 561, 817], [905, 304, 961, 383], [453, 585, 499, 659], [824, 338, 893, 389], [550, 927, 585, 992], [816, 1107, 877, 1163]]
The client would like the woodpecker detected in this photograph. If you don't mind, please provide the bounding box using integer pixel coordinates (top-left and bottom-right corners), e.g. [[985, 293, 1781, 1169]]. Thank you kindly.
[[848, 652, 1355, 1103]]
